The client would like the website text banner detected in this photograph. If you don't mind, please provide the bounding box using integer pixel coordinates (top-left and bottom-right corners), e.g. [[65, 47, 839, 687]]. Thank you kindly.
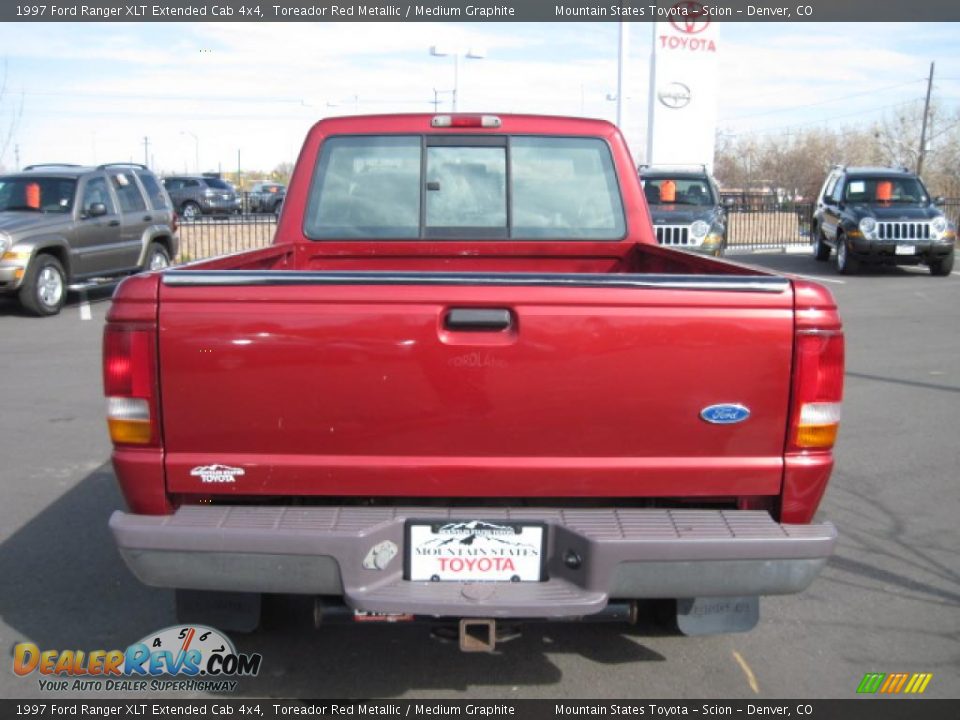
[[4, 0, 960, 23], [3, 701, 960, 719]]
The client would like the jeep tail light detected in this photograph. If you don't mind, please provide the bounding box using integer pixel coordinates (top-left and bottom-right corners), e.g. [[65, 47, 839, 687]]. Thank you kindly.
[[788, 330, 844, 451], [104, 326, 158, 446]]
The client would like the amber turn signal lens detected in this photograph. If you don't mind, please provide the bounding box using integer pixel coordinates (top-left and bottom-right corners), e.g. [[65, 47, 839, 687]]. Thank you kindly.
[[795, 423, 839, 449], [106, 397, 152, 445], [107, 418, 153, 445]]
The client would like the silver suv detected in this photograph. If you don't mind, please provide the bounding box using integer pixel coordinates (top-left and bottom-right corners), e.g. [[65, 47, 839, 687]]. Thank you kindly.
[[162, 175, 241, 219], [0, 163, 178, 316]]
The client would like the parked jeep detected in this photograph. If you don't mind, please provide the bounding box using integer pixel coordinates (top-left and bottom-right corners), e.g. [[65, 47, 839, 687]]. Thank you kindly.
[[247, 182, 286, 214], [639, 165, 727, 256], [813, 165, 956, 275], [162, 175, 240, 220], [0, 163, 178, 316]]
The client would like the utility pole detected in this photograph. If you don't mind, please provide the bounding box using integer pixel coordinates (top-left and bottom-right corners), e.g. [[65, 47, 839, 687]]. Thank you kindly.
[[917, 61, 934, 176], [14, 143, 20, 169], [143, 136, 150, 167]]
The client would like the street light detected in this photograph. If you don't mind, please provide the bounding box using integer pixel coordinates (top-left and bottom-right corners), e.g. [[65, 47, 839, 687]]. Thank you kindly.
[[431, 88, 454, 112], [180, 131, 199, 173], [616, 22, 629, 129], [429, 46, 486, 112]]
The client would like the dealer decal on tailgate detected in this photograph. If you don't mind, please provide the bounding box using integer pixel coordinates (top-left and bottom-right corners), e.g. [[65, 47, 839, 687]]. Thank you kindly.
[[406, 520, 546, 582]]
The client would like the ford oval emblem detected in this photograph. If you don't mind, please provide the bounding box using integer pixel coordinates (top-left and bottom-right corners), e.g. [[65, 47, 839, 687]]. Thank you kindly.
[[700, 404, 751, 424]]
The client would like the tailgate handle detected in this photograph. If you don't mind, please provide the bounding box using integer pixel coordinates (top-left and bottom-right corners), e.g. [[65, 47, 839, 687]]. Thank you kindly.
[[445, 308, 512, 331]]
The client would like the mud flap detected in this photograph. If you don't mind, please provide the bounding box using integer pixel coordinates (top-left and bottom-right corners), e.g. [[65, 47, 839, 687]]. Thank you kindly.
[[175, 590, 262, 633], [676, 596, 759, 636]]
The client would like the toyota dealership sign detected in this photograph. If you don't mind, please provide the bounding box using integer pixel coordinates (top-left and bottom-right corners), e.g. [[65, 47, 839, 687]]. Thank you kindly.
[[646, 2, 720, 169]]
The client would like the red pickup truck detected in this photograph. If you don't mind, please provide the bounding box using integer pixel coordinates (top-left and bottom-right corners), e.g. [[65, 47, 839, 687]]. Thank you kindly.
[[105, 114, 843, 648]]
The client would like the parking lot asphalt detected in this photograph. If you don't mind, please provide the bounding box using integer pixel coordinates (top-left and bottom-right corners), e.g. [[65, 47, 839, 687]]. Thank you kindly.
[[1, 253, 958, 701]]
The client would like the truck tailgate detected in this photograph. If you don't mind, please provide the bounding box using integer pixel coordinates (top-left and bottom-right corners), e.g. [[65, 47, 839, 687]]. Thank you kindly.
[[157, 273, 795, 499]]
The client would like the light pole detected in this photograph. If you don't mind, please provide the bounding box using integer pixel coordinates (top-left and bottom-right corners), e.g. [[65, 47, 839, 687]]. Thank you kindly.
[[431, 88, 454, 112], [616, 22, 629, 129], [429, 46, 486, 112], [180, 131, 199, 173]]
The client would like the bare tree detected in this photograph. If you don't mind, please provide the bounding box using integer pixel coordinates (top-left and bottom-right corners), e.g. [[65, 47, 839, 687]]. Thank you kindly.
[[716, 127, 874, 201], [715, 107, 960, 202], [270, 162, 294, 184], [872, 101, 960, 195], [871, 102, 927, 171]]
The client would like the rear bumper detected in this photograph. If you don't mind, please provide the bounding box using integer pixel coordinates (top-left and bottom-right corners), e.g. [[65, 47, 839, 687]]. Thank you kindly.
[[199, 199, 238, 214], [110, 506, 836, 618]]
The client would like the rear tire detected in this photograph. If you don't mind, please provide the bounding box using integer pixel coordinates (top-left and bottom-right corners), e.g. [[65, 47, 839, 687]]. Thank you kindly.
[[929, 250, 954, 276], [144, 242, 171, 272], [180, 201, 201, 221], [19, 254, 67, 316], [814, 227, 831, 261], [836, 236, 859, 275]]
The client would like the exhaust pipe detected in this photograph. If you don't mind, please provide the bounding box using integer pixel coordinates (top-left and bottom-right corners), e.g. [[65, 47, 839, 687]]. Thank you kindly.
[[459, 618, 497, 653]]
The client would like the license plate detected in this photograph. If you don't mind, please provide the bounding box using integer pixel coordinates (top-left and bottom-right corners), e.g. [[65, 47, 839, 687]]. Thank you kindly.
[[406, 520, 546, 582], [896, 245, 916, 255]]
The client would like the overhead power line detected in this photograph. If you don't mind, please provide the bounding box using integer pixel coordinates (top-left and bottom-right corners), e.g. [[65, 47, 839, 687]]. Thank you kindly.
[[723, 98, 925, 137], [724, 79, 925, 121]]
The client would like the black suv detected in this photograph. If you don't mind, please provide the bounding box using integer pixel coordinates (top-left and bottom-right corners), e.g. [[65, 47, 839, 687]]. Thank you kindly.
[[247, 182, 286, 215], [639, 165, 727, 257], [813, 165, 955, 275], [0, 163, 177, 316]]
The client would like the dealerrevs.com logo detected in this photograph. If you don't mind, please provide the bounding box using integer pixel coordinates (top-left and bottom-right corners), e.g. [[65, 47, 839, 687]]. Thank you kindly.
[[14, 625, 262, 692]]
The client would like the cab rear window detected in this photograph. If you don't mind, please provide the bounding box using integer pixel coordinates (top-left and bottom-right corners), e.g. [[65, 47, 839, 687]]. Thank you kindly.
[[304, 135, 625, 240]]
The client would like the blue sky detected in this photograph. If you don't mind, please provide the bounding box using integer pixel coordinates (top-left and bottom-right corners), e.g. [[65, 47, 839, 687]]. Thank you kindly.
[[0, 21, 958, 174]]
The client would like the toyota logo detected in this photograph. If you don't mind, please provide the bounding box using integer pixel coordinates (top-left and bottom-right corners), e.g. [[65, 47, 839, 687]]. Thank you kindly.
[[669, 1, 710, 34], [658, 82, 692, 109]]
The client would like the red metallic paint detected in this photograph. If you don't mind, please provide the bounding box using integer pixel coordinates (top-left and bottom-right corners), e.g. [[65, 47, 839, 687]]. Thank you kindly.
[[156, 278, 795, 499], [105, 115, 843, 523], [781, 280, 845, 523]]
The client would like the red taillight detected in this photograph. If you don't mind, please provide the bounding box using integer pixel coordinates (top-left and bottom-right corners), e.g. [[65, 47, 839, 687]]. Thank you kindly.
[[787, 330, 844, 452], [103, 326, 158, 446], [171, 212, 179, 234], [431, 115, 502, 128]]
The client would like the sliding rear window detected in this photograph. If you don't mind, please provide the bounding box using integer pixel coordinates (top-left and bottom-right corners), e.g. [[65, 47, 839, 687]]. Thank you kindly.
[[304, 135, 625, 240]]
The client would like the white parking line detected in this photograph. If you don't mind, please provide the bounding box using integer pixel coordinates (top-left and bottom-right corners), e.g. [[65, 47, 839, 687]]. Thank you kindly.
[[79, 290, 91, 321]]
